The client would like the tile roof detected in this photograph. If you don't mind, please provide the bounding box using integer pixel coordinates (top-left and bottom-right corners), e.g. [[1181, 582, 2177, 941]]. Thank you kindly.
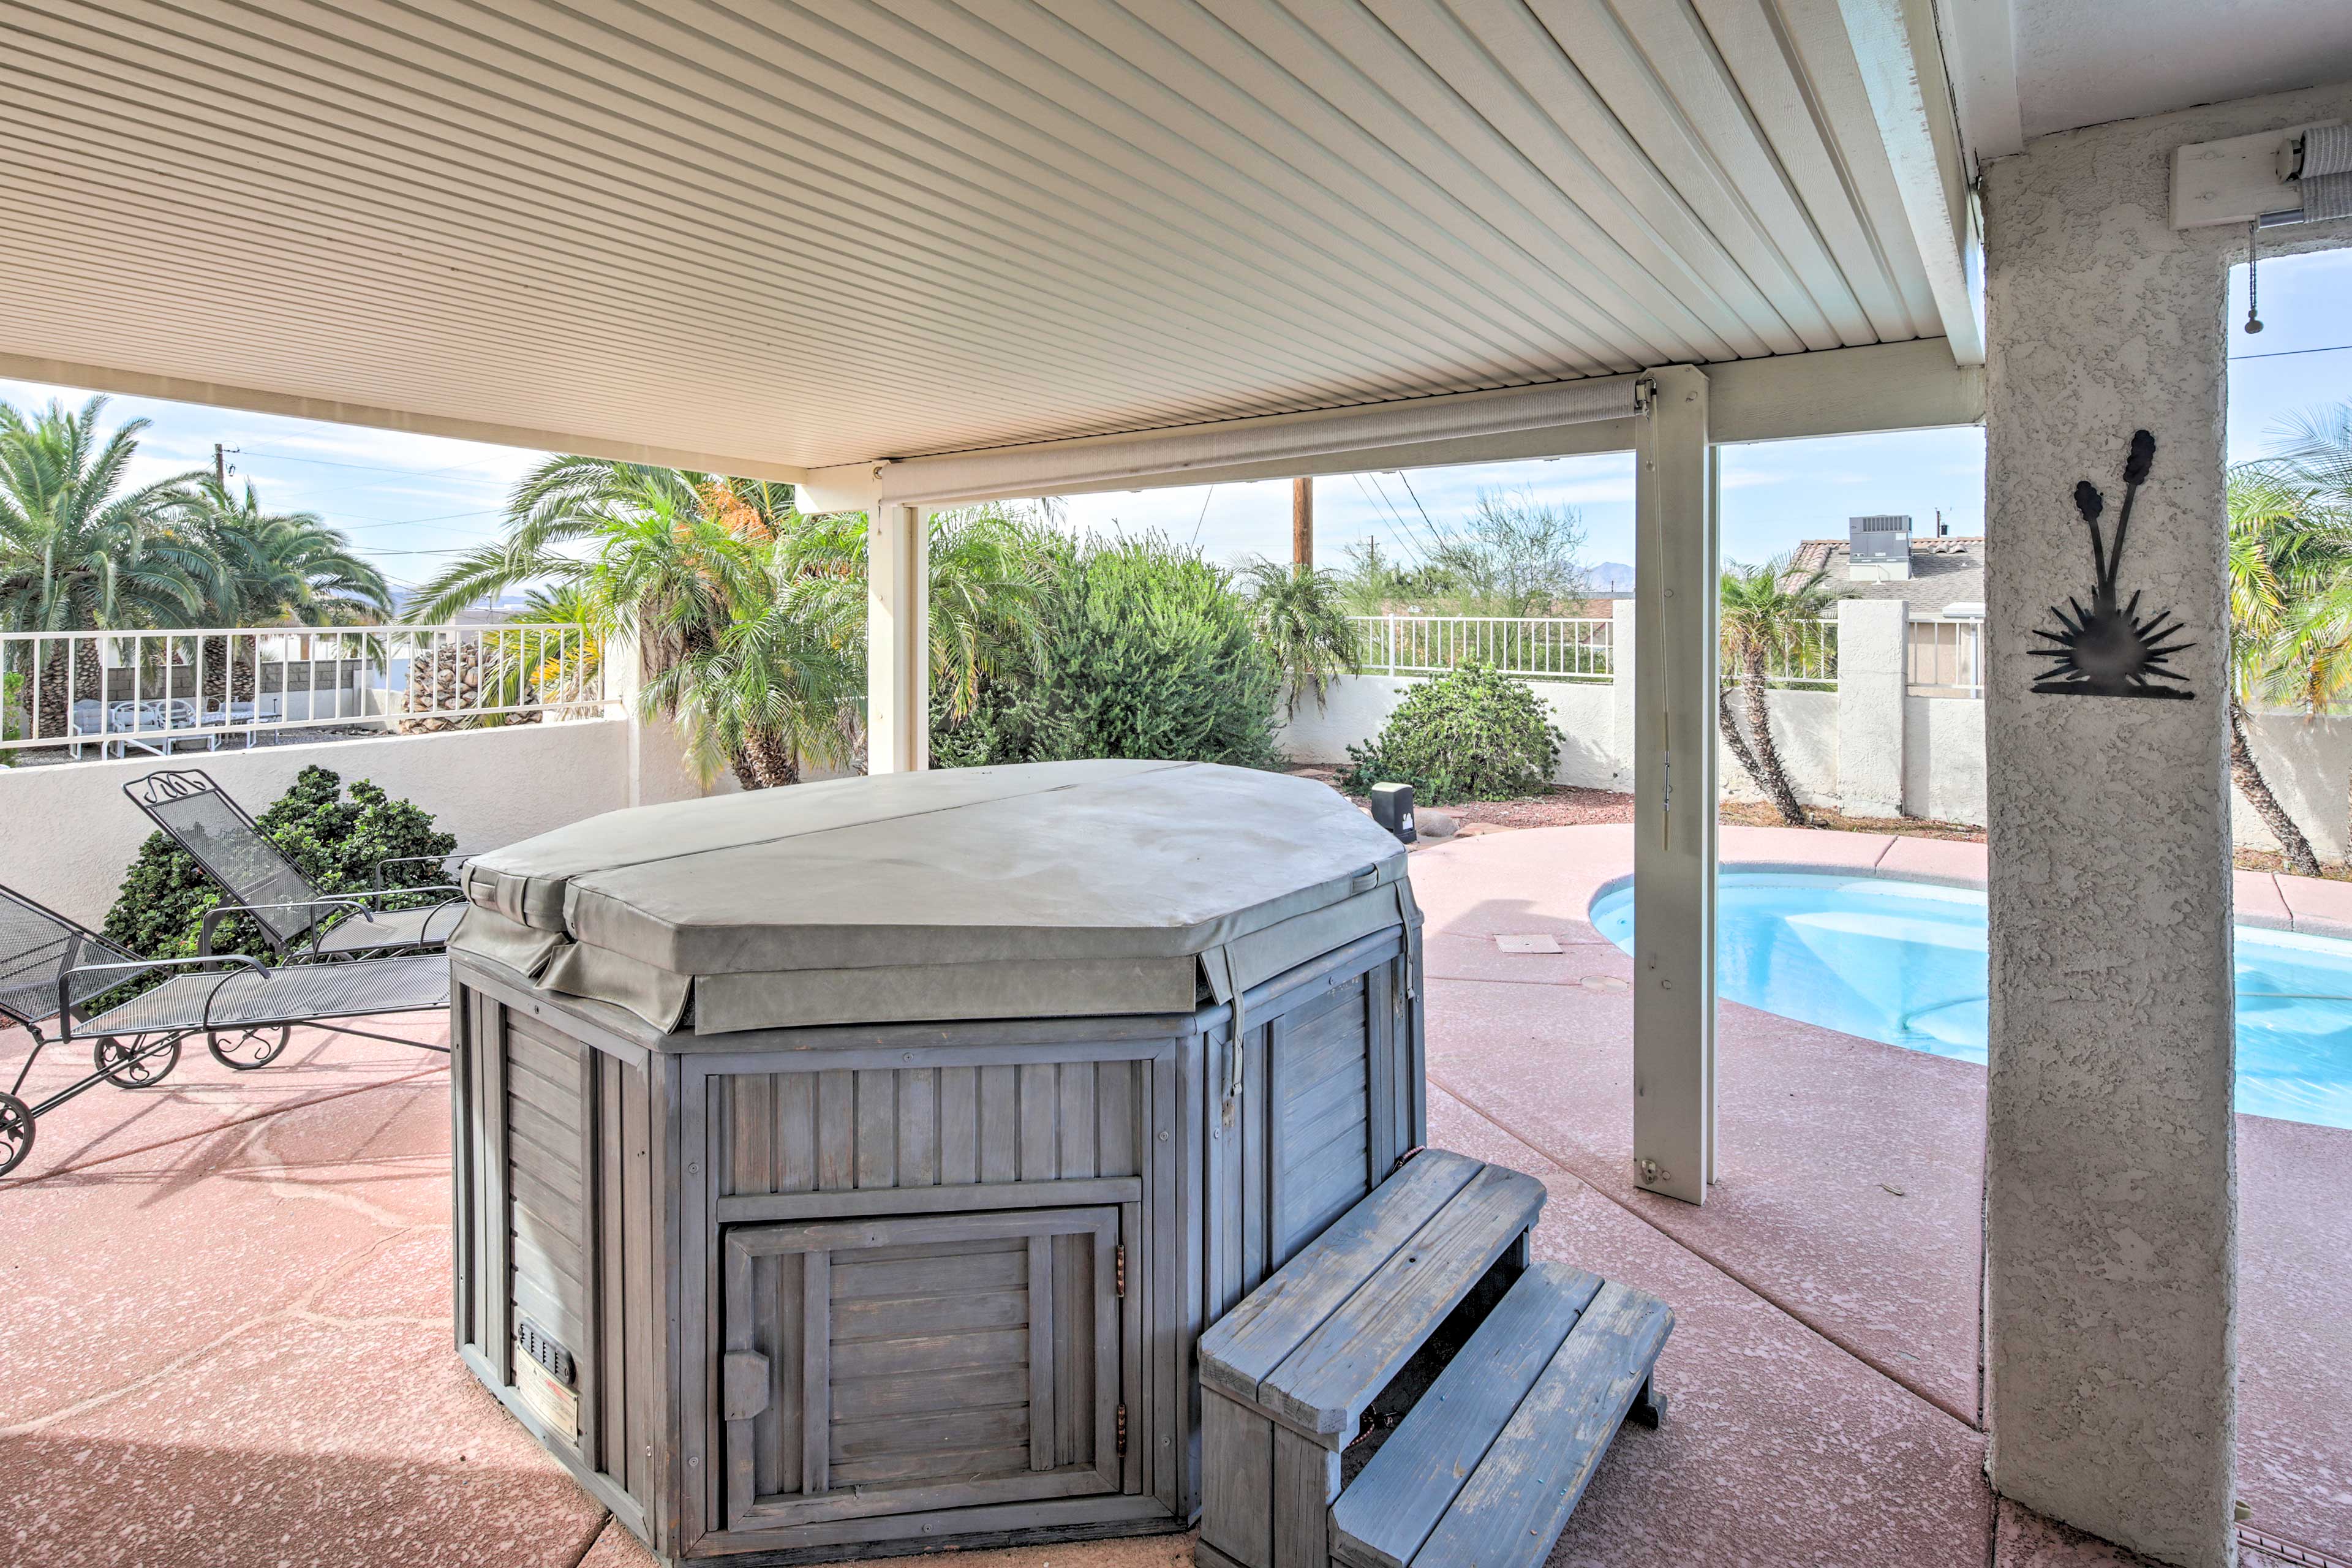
[[1785, 537, 1985, 610]]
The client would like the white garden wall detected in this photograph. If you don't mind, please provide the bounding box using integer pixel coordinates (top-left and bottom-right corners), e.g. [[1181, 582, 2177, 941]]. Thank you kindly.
[[1282, 666, 2350, 861], [2232, 710, 2352, 863], [0, 717, 632, 927]]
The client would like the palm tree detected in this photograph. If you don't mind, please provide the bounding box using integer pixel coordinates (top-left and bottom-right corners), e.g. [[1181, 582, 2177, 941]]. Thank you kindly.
[[2223, 407, 2352, 876], [1238, 557, 1360, 717], [719, 502, 1051, 774], [2256, 407, 2352, 719], [405, 456, 802, 788], [0, 397, 212, 737], [505, 584, 604, 717], [188, 476, 391, 703], [2223, 467, 2330, 875], [1719, 555, 1837, 826]]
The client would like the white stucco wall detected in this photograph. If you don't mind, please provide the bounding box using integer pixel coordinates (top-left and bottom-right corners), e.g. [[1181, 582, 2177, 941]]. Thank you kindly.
[[1281, 675, 1626, 790], [1903, 696, 1988, 826], [1834, 600, 1909, 816], [1284, 674, 1877, 814], [1980, 79, 2352, 1568], [1721, 689, 1839, 807], [1287, 667, 2348, 863], [0, 717, 632, 927], [2231, 711, 2352, 862]]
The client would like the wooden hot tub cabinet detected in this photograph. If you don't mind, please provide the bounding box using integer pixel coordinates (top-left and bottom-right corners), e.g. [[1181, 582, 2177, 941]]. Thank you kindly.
[[449, 922, 1424, 1564]]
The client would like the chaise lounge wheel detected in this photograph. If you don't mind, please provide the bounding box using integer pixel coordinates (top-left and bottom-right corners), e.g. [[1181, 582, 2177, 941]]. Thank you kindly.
[[94, 1034, 181, 1088], [208, 1025, 290, 1071], [0, 1091, 32, 1177]]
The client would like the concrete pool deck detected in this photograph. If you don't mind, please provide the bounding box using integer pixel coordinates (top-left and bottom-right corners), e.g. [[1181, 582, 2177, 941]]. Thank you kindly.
[[1, 823, 2345, 1567]]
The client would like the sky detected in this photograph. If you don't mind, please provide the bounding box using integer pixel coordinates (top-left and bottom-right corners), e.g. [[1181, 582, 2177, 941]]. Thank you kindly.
[[2, 246, 2346, 599]]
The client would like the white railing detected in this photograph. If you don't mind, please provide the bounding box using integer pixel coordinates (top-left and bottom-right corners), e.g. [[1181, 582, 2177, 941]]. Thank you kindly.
[[1352, 615, 1613, 682], [1907, 617, 1985, 697], [0, 624, 609, 761], [1752, 618, 1839, 689]]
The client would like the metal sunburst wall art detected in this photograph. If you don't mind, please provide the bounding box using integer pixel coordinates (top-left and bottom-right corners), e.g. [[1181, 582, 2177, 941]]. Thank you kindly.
[[2030, 429, 2196, 700]]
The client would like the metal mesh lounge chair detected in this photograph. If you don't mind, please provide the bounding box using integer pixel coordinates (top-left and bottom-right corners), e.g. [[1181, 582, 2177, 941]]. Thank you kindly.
[[123, 769, 468, 960], [0, 881, 450, 1178]]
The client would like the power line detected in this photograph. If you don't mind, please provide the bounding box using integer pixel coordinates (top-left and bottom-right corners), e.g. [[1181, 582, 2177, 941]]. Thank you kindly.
[[232, 445, 523, 478], [1188, 484, 1217, 547], [2230, 342, 2352, 362], [333, 507, 508, 531], [1357, 472, 1438, 564], [1393, 470, 1464, 554], [1371, 472, 1453, 559]]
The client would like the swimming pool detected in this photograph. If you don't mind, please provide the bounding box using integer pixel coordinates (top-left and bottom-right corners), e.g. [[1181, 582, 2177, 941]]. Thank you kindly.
[[1587, 870, 2352, 1129]]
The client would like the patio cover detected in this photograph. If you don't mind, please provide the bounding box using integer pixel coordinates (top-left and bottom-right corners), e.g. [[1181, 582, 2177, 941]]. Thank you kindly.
[[452, 760, 1413, 1036]]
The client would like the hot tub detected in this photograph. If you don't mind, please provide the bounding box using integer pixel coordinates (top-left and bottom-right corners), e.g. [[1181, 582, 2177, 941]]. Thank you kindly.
[[445, 760, 1425, 1564]]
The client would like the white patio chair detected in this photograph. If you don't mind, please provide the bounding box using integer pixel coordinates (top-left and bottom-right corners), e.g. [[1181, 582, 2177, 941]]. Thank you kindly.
[[200, 693, 285, 747], [104, 699, 209, 759], [67, 700, 110, 760]]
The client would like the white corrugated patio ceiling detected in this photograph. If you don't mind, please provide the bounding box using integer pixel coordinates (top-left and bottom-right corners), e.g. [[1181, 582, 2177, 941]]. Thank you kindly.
[[0, 0, 1978, 475]]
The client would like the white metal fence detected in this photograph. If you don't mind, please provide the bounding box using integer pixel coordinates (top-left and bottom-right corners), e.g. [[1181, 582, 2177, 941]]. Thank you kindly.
[[1907, 616, 1985, 697], [1352, 616, 1613, 681], [1746, 619, 1840, 689], [1352, 614, 1849, 688], [0, 624, 609, 762]]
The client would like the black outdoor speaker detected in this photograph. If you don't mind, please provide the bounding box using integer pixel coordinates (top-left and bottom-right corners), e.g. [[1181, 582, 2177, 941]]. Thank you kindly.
[[1369, 782, 1416, 844]]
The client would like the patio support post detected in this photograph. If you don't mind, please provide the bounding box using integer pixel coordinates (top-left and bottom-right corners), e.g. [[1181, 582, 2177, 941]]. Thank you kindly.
[[1969, 83, 2352, 1566], [867, 501, 929, 774], [1630, 364, 1715, 1205]]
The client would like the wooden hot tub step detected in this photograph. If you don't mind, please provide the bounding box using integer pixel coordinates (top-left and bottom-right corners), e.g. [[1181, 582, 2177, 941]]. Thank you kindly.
[[1329, 1261, 1673, 1568], [1196, 1148, 1551, 1568]]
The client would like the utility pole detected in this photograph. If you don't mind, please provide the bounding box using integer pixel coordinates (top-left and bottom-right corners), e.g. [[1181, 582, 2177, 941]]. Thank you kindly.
[[213, 443, 236, 490], [1291, 476, 1314, 571]]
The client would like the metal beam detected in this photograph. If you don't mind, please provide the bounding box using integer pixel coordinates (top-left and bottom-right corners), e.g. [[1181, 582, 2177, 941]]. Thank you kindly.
[[0, 352, 812, 484], [1936, 0, 2025, 167], [873, 340, 1979, 506], [1831, 0, 1987, 363], [1630, 364, 1715, 1207]]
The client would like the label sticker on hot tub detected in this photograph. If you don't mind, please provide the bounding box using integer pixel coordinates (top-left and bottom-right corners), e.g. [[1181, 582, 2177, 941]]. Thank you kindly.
[[514, 1341, 579, 1441]]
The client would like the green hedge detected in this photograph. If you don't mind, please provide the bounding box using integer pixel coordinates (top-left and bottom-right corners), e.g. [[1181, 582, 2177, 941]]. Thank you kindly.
[[104, 764, 457, 960], [1341, 663, 1562, 804], [933, 533, 1280, 770]]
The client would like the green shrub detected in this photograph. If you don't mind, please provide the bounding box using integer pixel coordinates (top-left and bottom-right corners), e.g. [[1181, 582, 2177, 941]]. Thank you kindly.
[[0, 670, 21, 766], [103, 764, 458, 960], [932, 533, 1281, 769], [1341, 663, 1562, 804]]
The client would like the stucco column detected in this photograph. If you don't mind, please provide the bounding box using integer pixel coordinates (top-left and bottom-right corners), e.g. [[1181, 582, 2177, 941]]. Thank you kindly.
[[1981, 82, 2350, 1568], [1834, 598, 1908, 818], [606, 629, 710, 807]]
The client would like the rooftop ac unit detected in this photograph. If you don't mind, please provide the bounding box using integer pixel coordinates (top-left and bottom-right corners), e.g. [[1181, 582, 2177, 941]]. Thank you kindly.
[[1849, 515, 1912, 580]]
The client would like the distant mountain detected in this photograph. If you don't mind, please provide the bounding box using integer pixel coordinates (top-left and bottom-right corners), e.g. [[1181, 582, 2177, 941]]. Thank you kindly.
[[1587, 561, 1634, 593]]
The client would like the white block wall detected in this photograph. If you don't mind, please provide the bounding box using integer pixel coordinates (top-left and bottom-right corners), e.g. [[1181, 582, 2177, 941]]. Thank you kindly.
[[1281, 653, 2349, 858], [0, 717, 632, 926]]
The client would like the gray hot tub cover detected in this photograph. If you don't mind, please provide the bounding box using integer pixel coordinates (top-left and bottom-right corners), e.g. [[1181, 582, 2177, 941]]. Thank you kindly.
[[452, 760, 1416, 1035]]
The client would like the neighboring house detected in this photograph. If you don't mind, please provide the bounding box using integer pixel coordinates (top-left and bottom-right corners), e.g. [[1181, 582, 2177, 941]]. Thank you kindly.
[[1789, 520, 1988, 695], [1785, 522, 1986, 611]]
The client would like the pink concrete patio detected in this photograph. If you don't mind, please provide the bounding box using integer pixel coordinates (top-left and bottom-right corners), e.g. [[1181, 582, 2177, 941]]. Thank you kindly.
[[3, 824, 2345, 1568]]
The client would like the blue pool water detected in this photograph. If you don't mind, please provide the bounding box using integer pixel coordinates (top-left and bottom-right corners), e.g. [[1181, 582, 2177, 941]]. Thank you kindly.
[[1588, 871, 2352, 1129]]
